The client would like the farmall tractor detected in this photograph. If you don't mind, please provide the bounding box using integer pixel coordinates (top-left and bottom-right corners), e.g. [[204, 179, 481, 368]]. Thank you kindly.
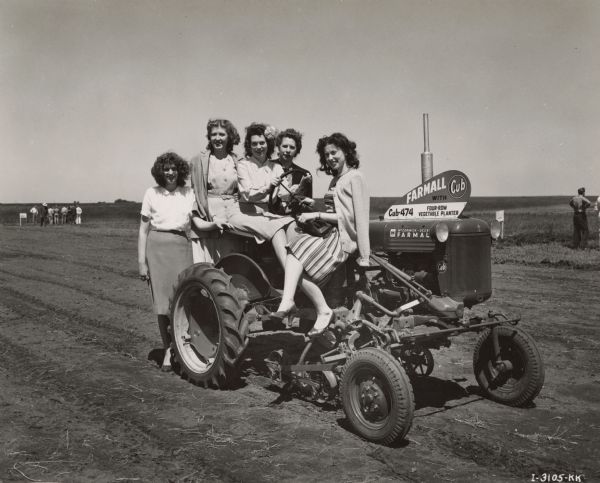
[[169, 116, 544, 445]]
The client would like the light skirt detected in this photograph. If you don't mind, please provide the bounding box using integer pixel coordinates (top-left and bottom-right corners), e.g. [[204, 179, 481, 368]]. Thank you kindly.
[[288, 228, 348, 284], [228, 212, 293, 244], [146, 231, 192, 315], [191, 234, 243, 264]]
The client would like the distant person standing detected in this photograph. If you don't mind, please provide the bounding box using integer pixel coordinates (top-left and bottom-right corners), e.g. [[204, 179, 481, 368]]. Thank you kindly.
[[40, 203, 49, 227], [75, 203, 83, 225], [569, 187, 591, 249], [29, 206, 38, 224], [53, 206, 60, 224], [61, 206, 68, 224], [67, 205, 75, 224], [47, 206, 54, 225]]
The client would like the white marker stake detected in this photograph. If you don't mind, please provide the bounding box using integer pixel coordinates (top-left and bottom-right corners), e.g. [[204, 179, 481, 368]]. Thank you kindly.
[[496, 210, 505, 239], [19, 213, 27, 227]]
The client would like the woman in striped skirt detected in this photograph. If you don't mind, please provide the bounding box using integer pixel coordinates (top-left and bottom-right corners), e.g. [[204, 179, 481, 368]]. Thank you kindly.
[[272, 133, 371, 336]]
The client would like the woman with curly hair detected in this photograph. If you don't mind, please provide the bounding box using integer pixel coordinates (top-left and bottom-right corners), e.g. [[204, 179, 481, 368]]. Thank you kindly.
[[270, 128, 313, 216], [138, 152, 215, 370], [271, 133, 371, 336], [228, 122, 294, 267], [189, 118, 244, 263]]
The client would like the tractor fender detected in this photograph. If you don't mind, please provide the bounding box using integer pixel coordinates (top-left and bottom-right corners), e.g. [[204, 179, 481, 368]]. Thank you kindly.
[[215, 253, 278, 302]]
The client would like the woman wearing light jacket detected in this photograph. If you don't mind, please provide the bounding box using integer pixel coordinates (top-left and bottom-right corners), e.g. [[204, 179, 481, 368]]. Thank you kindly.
[[271, 132, 370, 336], [188, 118, 243, 263]]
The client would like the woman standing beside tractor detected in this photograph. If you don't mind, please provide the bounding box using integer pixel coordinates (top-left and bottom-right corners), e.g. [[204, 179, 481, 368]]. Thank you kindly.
[[138, 152, 229, 371]]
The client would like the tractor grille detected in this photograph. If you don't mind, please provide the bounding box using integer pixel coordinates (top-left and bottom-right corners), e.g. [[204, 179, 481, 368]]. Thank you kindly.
[[444, 232, 492, 306]]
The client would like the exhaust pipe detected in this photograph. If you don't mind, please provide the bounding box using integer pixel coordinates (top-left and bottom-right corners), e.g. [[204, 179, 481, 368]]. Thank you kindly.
[[421, 113, 433, 183]]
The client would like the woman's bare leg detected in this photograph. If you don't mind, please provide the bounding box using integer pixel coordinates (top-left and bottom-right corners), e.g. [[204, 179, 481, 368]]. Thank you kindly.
[[271, 229, 288, 268], [276, 255, 332, 333], [277, 254, 303, 312], [157, 315, 172, 368]]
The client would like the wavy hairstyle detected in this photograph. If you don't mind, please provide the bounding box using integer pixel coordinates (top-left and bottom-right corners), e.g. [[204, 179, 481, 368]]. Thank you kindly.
[[276, 128, 303, 156], [244, 122, 277, 159], [316, 132, 360, 175], [151, 152, 190, 188], [205, 118, 240, 154]]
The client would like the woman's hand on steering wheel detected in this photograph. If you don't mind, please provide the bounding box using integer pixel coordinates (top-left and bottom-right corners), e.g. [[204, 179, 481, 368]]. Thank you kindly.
[[214, 219, 233, 233]]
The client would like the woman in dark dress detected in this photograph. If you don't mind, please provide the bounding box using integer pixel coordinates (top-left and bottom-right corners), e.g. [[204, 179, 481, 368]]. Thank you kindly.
[[270, 128, 313, 216]]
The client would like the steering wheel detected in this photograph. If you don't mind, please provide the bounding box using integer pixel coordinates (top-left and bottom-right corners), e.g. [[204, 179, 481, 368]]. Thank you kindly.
[[268, 168, 314, 216]]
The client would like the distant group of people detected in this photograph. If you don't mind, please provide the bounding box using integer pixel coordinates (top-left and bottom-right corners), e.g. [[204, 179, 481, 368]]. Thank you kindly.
[[569, 187, 597, 249], [138, 119, 370, 370], [32, 202, 83, 226]]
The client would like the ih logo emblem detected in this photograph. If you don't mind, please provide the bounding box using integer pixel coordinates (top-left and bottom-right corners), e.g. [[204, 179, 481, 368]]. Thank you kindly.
[[437, 260, 447, 273], [449, 174, 468, 199]]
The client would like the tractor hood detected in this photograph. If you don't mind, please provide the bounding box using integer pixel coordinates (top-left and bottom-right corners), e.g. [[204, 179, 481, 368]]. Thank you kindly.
[[370, 217, 490, 253]]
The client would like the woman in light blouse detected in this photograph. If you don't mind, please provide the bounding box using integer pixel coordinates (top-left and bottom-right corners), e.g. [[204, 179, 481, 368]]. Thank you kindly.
[[271, 133, 371, 336], [138, 152, 221, 370], [228, 122, 294, 267], [188, 119, 243, 263]]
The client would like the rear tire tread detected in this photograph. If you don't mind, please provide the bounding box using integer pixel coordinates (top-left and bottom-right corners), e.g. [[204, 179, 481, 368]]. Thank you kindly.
[[169, 263, 249, 389]]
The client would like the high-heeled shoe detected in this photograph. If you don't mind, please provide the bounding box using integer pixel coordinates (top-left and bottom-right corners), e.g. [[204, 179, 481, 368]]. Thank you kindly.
[[161, 348, 173, 372], [308, 311, 334, 337], [268, 303, 297, 323]]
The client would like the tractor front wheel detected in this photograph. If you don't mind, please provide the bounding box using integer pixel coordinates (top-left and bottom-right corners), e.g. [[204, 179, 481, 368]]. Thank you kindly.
[[169, 263, 249, 388], [473, 326, 544, 407], [340, 348, 415, 445]]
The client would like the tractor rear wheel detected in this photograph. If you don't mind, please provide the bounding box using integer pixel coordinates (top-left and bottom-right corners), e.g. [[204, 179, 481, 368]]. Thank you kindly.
[[340, 348, 414, 445], [169, 263, 249, 388], [473, 326, 544, 407]]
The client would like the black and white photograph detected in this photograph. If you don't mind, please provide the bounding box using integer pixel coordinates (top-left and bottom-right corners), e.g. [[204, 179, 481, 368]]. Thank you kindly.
[[1, 0, 598, 481]]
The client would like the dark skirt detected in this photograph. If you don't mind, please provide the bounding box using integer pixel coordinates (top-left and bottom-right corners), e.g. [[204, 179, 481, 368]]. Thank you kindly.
[[146, 230, 192, 315]]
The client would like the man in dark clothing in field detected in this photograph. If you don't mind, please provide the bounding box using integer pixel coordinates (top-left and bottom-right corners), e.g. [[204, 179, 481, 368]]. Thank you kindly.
[[40, 203, 49, 227], [569, 187, 591, 249]]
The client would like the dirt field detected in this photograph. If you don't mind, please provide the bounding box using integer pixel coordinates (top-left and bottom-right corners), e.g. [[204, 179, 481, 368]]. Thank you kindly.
[[0, 223, 598, 482]]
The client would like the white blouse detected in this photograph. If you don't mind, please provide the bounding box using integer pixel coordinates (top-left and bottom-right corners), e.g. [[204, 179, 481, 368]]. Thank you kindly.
[[237, 157, 284, 203], [141, 186, 195, 231]]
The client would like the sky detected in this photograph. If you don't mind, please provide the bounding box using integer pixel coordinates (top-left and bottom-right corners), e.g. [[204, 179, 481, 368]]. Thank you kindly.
[[1, 0, 599, 203]]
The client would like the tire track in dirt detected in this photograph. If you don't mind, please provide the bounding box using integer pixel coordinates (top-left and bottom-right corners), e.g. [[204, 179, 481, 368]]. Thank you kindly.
[[0, 285, 154, 359], [0, 264, 500, 481], [0, 324, 248, 482], [0, 269, 414, 480], [0, 289, 550, 481], [0, 247, 137, 278], [0, 266, 145, 311], [0, 311, 406, 482]]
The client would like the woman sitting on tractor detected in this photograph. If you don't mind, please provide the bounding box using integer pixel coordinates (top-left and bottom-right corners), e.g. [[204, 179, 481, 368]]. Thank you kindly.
[[188, 118, 243, 263], [228, 122, 295, 268], [270, 128, 313, 216], [271, 132, 371, 336]]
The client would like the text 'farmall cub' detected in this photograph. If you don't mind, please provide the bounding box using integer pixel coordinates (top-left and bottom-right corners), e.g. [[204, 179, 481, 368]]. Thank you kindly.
[[169, 115, 545, 445]]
